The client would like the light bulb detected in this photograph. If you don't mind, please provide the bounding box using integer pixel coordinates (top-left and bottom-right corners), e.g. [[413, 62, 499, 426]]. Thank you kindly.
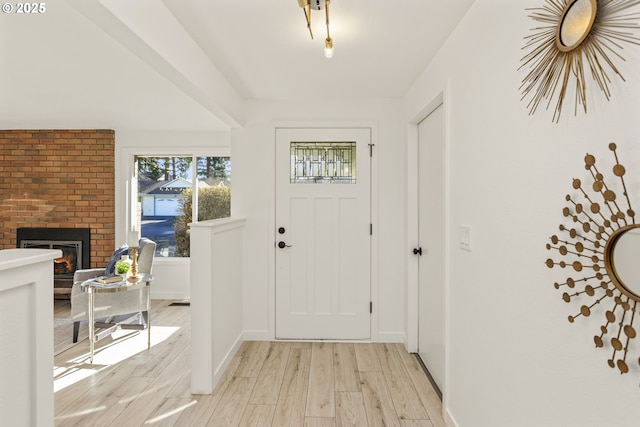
[[324, 37, 334, 58]]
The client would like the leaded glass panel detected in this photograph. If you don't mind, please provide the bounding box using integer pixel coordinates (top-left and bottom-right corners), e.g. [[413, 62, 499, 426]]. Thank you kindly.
[[290, 141, 356, 184]]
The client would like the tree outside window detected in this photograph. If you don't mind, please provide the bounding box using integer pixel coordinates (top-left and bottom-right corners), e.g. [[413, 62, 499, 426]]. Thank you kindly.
[[137, 155, 230, 257]]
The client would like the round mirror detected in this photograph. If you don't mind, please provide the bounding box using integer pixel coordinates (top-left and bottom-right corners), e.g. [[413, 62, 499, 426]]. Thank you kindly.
[[556, 0, 598, 51], [606, 224, 640, 300]]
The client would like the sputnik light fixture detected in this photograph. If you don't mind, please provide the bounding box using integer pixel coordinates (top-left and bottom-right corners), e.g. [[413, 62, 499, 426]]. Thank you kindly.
[[519, 0, 640, 123], [298, 0, 334, 58]]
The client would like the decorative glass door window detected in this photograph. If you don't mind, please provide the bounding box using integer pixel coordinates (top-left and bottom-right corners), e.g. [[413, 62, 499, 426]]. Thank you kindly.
[[290, 141, 356, 183]]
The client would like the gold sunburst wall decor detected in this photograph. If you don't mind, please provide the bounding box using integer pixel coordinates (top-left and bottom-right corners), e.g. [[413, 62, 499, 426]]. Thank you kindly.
[[519, 0, 640, 123], [546, 143, 640, 375]]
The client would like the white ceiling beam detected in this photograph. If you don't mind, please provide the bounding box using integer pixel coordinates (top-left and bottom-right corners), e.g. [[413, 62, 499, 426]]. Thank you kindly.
[[64, 0, 243, 128]]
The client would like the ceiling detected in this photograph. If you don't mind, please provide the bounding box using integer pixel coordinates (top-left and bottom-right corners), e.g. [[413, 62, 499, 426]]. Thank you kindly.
[[0, 0, 475, 131], [162, 0, 475, 100]]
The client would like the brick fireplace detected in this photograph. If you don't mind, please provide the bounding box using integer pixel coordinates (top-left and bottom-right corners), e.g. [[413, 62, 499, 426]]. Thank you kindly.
[[0, 130, 116, 292]]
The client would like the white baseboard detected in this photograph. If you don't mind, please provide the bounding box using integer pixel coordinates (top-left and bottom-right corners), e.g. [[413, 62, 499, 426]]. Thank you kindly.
[[376, 332, 406, 343], [150, 292, 190, 300], [210, 331, 244, 391], [445, 407, 458, 427], [243, 330, 270, 341], [239, 331, 407, 343]]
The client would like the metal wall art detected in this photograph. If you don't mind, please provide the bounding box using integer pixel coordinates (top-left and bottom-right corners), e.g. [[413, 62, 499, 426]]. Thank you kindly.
[[520, 0, 640, 122], [546, 143, 640, 374]]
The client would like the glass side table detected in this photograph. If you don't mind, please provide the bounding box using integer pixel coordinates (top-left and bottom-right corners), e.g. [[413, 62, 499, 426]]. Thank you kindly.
[[80, 273, 153, 363]]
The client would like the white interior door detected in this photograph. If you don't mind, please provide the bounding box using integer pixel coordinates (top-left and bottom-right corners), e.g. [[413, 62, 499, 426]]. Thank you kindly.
[[275, 128, 371, 340], [417, 104, 445, 392]]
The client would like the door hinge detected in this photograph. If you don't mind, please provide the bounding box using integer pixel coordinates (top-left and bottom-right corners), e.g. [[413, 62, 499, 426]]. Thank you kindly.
[[369, 143, 375, 157], [370, 223, 373, 235], [370, 301, 373, 313]]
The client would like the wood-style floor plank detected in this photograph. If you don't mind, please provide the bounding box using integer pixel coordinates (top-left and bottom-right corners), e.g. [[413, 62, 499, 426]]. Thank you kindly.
[[354, 343, 382, 372], [304, 417, 338, 427], [291, 342, 312, 349], [239, 404, 276, 427], [272, 348, 311, 427], [54, 301, 447, 427], [66, 376, 155, 427], [166, 370, 193, 399], [55, 334, 159, 424], [376, 343, 428, 420], [393, 344, 445, 427], [207, 376, 257, 426], [359, 371, 401, 427], [145, 397, 196, 427], [249, 342, 291, 405], [236, 341, 271, 378], [335, 391, 368, 427], [400, 420, 435, 427], [306, 342, 335, 418], [110, 342, 191, 426], [173, 355, 242, 426], [333, 343, 360, 392]]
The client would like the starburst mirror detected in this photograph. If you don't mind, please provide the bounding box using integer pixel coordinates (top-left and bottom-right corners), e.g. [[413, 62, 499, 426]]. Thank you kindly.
[[546, 143, 640, 374], [520, 0, 640, 122]]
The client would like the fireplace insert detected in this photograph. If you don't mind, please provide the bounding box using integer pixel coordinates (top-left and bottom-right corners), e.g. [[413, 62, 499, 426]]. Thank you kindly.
[[16, 228, 91, 299]]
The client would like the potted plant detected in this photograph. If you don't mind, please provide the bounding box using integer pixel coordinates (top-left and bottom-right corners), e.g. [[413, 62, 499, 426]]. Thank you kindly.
[[114, 256, 131, 277]]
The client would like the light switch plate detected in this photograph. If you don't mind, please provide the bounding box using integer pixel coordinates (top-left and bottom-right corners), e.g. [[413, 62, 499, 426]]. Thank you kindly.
[[459, 225, 471, 251]]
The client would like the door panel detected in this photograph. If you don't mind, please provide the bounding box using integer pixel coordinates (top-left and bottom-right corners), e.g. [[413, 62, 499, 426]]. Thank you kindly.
[[417, 104, 445, 392], [275, 128, 371, 340]]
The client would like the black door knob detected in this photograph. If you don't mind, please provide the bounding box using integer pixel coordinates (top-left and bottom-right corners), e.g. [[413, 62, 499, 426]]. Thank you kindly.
[[413, 247, 422, 256], [278, 227, 286, 234], [278, 241, 291, 249]]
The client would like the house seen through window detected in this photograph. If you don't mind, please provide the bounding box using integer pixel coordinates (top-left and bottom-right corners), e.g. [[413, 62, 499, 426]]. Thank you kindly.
[[136, 155, 231, 257]]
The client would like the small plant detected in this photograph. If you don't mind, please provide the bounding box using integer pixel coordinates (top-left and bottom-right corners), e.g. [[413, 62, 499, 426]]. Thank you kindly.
[[115, 259, 130, 275]]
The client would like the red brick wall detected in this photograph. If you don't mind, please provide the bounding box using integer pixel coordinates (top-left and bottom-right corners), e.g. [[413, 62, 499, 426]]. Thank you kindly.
[[0, 130, 115, 267]]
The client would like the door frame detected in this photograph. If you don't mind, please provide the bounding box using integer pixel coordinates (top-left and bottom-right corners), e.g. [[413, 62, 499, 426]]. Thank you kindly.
[[268, 121, 379, 342], [406, 91, 450, 392]]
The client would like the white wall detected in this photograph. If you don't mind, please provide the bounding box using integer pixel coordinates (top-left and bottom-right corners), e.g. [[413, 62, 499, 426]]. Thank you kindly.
[[404, 1, 640, 426], [232, 99, 407, 341], [115, 130, 231, 300]]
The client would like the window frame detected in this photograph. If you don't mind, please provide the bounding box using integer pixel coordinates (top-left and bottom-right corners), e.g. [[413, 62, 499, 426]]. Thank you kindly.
[[121, 147, 231, 260]]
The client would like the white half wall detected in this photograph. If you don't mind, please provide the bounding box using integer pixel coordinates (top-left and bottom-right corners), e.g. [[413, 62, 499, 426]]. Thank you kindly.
[[0, 249, 60, 427], [189, 217, 245, 393]]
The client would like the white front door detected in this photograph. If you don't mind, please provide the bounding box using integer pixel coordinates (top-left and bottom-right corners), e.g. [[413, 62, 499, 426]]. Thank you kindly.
[[417, 104, 445, 393], [275, 128, 371, 340]]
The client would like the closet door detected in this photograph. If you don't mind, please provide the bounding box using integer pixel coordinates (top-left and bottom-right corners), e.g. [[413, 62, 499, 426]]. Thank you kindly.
[[417, 103, 445, 392]]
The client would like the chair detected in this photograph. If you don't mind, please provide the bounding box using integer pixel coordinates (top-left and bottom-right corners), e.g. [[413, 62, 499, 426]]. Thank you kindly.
[[70, 238, 156, 343]]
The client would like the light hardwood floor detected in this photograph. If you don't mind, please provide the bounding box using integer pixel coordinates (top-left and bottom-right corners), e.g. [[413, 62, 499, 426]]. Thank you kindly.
[[54, 300, 445, 427]]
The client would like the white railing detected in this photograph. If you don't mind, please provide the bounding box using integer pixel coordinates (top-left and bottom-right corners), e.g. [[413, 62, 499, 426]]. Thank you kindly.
[[189, 217, 245, 393]]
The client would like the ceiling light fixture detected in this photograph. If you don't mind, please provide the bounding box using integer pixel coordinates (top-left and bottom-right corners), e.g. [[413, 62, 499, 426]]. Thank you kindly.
[[297, 0, 334, 58], [324, 0, 333, 58]]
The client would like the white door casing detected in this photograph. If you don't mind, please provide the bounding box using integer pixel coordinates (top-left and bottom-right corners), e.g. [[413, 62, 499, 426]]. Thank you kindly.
[[275, 128, 371, 340], [417, 104, 446, 392]]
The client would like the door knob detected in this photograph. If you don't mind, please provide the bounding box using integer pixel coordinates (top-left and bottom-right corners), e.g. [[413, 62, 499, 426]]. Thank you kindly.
[[278, 241, 292, 249], [278, 227, 286, 234], [413, 247, 422, 256]]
